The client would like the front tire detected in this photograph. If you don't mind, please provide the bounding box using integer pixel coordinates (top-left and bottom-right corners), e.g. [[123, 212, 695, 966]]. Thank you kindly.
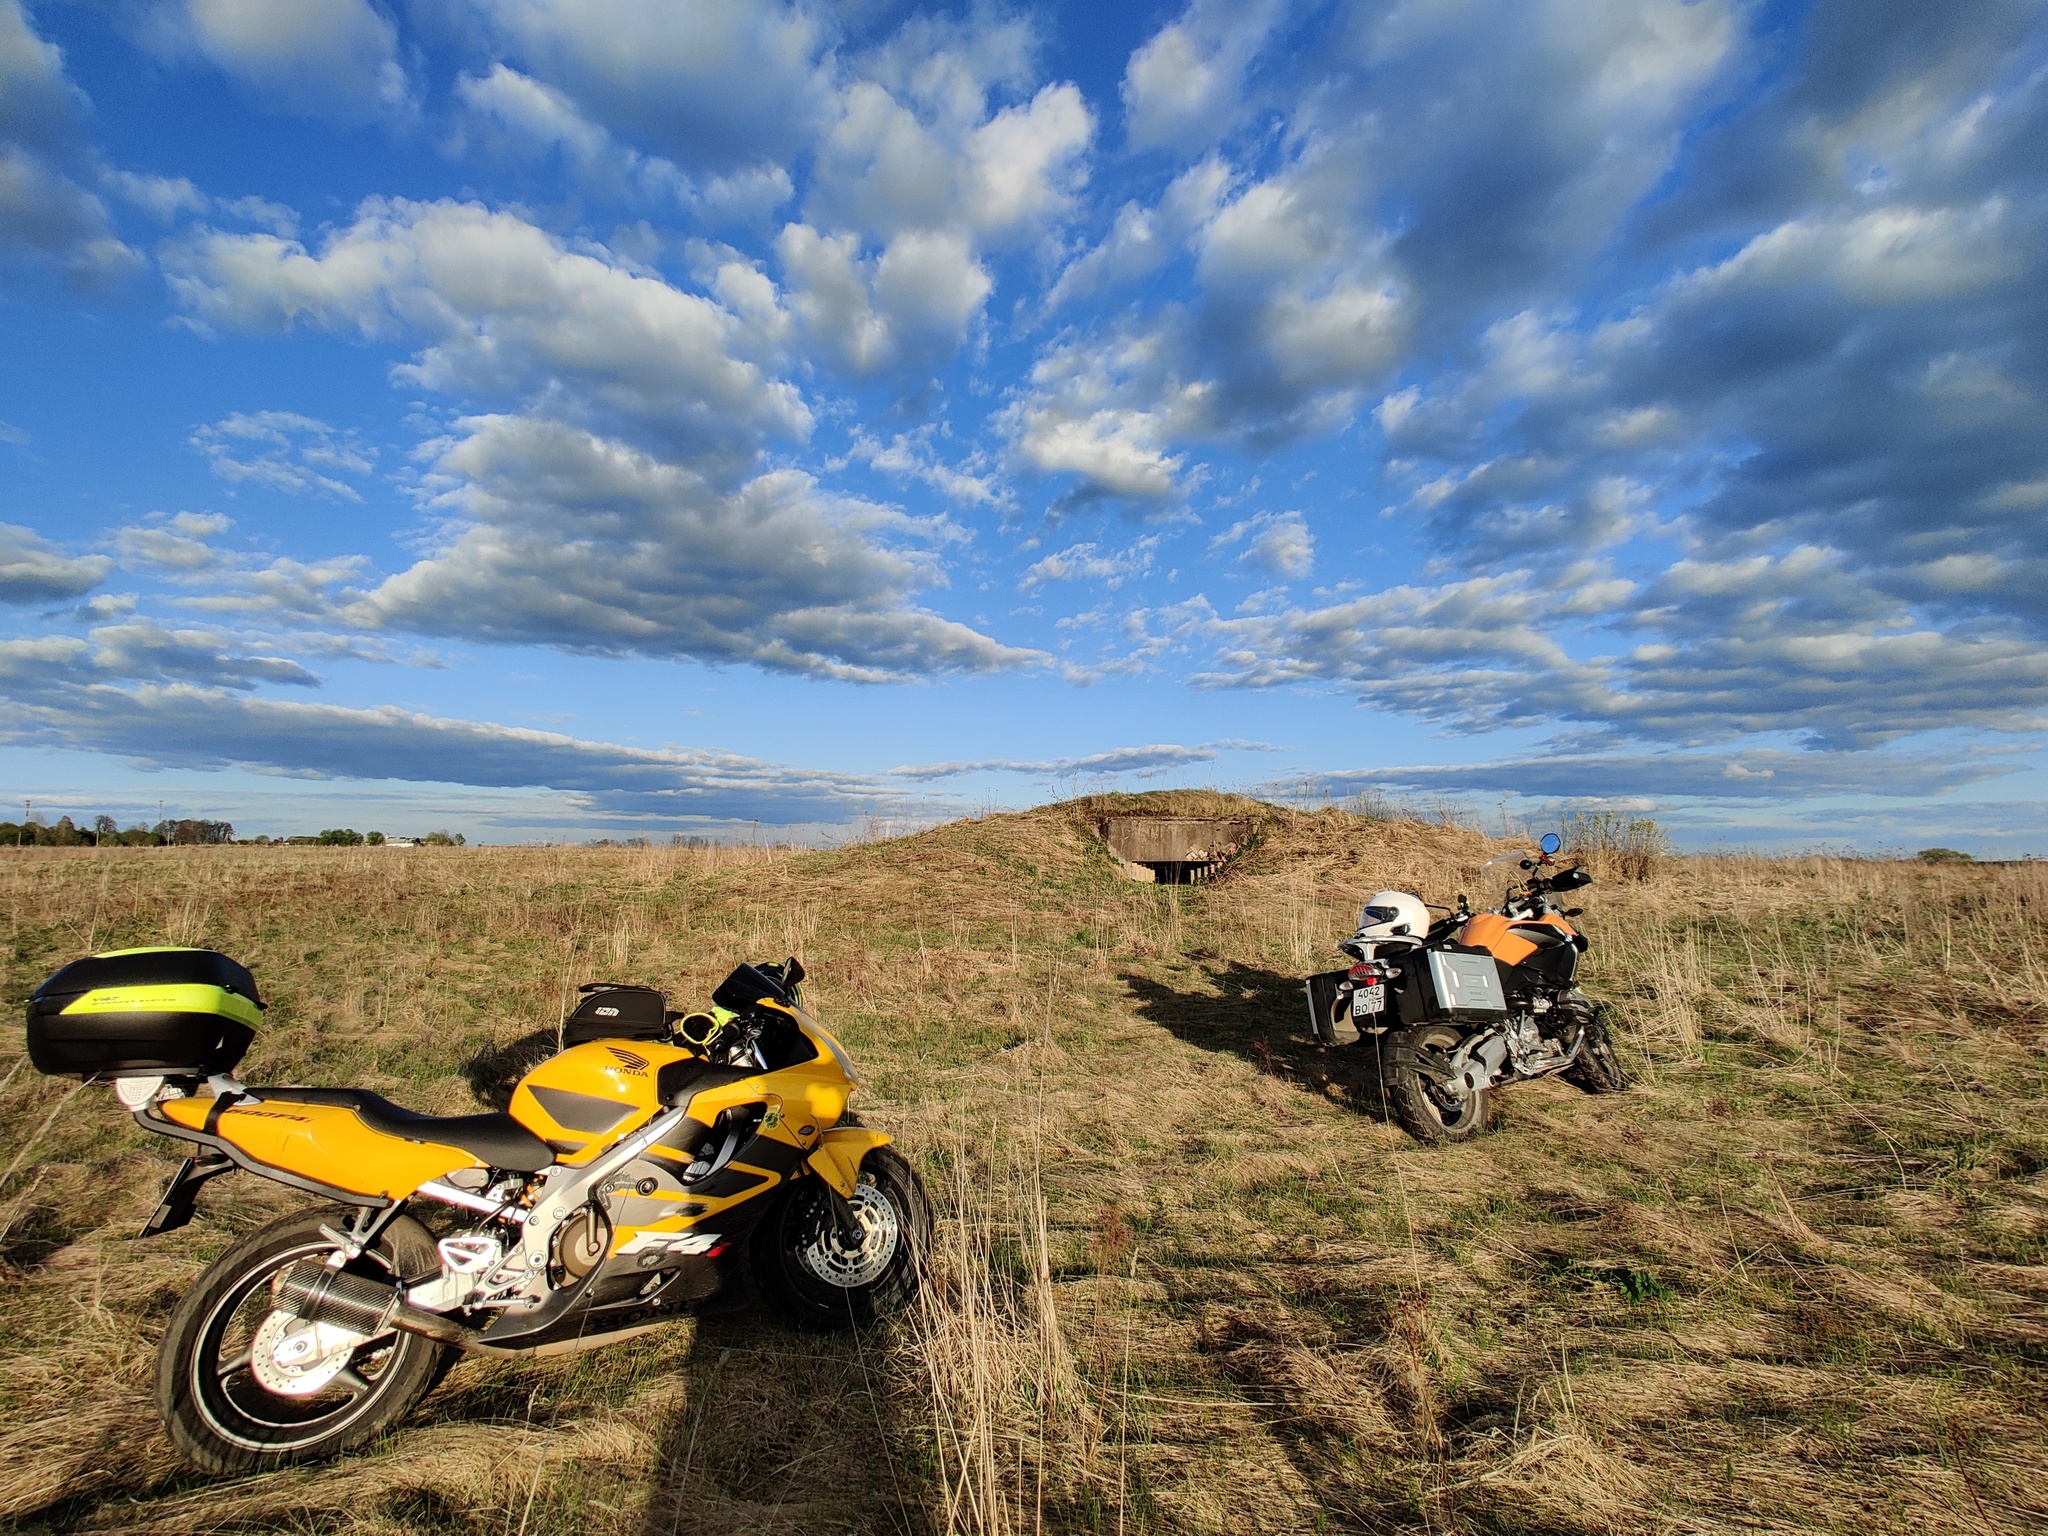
[[1386, 1024, 1492, 1144], [156, 1209, 448, 1474], [753, 1146, 929, 1331], [1563, 1004, 1629, 1094]]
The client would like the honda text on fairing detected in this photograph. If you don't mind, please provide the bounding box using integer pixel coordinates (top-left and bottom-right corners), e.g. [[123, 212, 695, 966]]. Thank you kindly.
[[1304, 832, 1628, 1143], [24, 949, 929, 1473]]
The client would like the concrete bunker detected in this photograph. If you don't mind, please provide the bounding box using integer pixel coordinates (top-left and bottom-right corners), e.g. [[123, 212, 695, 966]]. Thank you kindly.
[[1098, 816, 1255, 884]]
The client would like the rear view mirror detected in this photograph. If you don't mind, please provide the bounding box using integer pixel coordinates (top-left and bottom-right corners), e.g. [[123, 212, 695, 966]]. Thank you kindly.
[[1539, 832, 1562, 855]]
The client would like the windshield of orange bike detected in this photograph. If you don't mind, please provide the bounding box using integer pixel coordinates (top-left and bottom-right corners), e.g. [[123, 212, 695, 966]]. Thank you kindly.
[[1478, 850, 1536, 884]]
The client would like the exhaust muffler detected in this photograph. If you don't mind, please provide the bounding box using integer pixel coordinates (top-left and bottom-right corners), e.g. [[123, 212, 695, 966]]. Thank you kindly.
[[273, 1259, 490, 1351]]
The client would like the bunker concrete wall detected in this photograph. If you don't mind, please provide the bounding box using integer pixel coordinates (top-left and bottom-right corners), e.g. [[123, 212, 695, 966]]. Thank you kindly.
[[1099, 817, 1254, 866]]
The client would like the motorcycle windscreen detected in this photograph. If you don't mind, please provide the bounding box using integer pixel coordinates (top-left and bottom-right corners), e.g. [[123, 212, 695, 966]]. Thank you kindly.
[[711, 963, 790, 1013]]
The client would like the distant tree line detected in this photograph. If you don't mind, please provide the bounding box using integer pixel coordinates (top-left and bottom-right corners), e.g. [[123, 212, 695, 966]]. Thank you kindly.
[[0, 817, 473, 848], [237, 829, 467, 846], [0, 815, 234, 846]]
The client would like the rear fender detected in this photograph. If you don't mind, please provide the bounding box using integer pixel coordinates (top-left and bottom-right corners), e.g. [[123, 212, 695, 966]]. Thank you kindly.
[[804, 1126, 892, 1197]]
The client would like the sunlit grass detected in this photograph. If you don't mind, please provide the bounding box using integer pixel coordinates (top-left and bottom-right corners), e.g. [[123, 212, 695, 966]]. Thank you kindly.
[[0, 794, 2041, 1533]]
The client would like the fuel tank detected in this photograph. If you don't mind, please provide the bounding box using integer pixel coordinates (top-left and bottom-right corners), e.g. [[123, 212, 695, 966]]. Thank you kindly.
[[509, 1039, 704, 1162], [1458, 912, 1579, 967]]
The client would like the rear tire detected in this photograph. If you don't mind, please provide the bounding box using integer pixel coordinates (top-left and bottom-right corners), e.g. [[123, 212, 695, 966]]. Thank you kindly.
[[1386, 1025, 1492, 1144], [753, 1147, 929, 1331], [156, 1209, 447, 1474], [1564, 1005, 1629, 1094]]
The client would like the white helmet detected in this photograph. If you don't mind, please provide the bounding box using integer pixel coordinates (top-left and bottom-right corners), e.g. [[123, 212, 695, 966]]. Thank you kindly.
[[1356, 890, 1430, 944]]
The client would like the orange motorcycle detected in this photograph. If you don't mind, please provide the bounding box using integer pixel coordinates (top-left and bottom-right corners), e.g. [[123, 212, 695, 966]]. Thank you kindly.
[[1307, 832, 1627, 1142]]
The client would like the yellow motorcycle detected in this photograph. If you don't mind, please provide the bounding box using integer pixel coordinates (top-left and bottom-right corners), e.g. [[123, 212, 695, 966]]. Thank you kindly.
[[25, 947, 928, 1473]]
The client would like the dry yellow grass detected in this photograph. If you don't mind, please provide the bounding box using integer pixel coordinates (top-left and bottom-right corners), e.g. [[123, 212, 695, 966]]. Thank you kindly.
[[0, 792, 2042, 1534]]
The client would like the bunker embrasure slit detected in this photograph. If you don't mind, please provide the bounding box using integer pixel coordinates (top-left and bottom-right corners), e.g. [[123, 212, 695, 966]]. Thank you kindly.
[[1097, 817, 1254, 884]]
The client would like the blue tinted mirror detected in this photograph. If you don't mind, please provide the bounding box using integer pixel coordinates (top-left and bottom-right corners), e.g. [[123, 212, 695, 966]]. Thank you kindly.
[[1539, 832, 1561, 855]]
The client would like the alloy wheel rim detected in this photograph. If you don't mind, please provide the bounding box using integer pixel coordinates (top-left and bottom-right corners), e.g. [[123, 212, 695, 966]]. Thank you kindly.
[[799, 1182, 901, 1289], [192, 1241, 402, 1451]]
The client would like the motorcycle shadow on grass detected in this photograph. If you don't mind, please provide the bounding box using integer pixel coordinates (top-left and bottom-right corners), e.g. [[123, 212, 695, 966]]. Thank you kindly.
[[626, 1313, 921, 1535], [459, 1028, 561, 1111], [1120, 961, 1397, 1124], [375, 1292, 922, 1535]]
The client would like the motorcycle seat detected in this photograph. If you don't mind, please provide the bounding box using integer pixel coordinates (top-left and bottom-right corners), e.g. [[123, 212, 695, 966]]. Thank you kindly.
[[255, 1086, 554, 1172]]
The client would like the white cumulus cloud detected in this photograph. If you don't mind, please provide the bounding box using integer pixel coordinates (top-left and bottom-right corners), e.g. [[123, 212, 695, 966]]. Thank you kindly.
[[179, 0, 409, 123], [163, 198, 811, 468], [1121, 0, 1284, 152], [346, 413, 1040, 681]]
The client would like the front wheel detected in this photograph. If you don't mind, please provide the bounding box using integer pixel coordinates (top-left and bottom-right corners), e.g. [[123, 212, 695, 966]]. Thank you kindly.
[[1385, 1024, 1492, 1145], [155, 1209, 448, 1474], [1563, 1004, 1629, 1094], [753, 1146, 930, 1331]]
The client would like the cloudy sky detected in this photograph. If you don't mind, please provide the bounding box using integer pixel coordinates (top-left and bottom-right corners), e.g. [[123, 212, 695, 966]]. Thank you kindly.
[[2, 0, 2044, 849]]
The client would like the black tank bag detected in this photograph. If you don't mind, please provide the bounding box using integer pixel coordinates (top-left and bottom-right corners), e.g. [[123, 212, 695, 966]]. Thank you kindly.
[[562, 982, 671, 1047]]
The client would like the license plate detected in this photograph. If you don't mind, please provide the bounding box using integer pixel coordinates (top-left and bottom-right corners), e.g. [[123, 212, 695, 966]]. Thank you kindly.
[[1352, 983, 1386, 1017]]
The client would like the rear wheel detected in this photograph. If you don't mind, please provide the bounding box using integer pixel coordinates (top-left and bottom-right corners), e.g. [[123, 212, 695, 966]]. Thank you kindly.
[[753, 1147, 929, 1331], [1563, 1004, 1629, 1094], [1385, 1024, 1492, 1144], [156, 1209, 447, 1474]]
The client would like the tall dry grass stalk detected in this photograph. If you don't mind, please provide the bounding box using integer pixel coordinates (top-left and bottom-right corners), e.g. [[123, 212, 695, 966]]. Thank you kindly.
[[910, 1123, 1096, 1536]]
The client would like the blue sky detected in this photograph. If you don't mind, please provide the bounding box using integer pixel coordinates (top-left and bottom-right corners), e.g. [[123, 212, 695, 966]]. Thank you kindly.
[[2, 0, 2045, 850]]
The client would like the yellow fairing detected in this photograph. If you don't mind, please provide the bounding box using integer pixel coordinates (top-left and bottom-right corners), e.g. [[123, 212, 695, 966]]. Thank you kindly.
[[806, 1126, 892, 1198], [156, 1096, 482, 1200]]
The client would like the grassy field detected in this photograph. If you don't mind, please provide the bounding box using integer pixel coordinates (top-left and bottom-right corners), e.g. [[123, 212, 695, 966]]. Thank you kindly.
[[0, 791, 2042, 1535]]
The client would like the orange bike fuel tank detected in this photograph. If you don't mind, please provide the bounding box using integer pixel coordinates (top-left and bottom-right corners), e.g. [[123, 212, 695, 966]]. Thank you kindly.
[[1458, 912, 1578, 967]]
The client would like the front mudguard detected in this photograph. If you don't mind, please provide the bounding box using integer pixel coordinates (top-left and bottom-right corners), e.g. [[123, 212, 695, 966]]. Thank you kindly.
[[803, 1126, 892, 1198]]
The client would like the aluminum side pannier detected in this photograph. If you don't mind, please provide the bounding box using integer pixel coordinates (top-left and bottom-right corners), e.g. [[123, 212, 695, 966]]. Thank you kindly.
[[1395, 944, 1510, 1026]]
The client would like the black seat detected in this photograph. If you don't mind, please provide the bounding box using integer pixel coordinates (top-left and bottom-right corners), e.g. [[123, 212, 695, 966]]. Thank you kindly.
[[256, 1087, 554, 1172]]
